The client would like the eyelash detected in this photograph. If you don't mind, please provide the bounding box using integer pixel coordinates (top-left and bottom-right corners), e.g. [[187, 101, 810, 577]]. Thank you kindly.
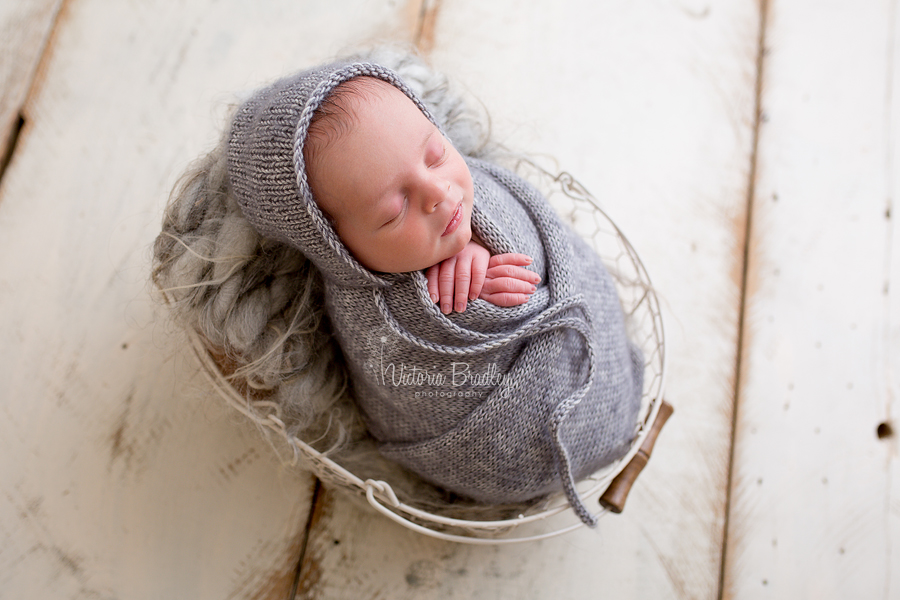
[[384, 201, 405, 226]]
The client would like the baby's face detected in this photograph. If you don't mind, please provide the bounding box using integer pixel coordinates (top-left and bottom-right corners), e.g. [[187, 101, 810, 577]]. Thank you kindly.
[[306, 81, 475, 273]]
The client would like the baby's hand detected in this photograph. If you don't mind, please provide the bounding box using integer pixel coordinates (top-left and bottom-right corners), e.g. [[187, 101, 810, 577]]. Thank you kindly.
[[425, 242, 539, 313], [426, 240, 490, 314], [480, 253, 541, 307]]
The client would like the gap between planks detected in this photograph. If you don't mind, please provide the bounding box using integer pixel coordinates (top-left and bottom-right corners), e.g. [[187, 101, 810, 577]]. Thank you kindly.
[[0, 113, 24, 185], [290, 480, 322, 600], [0, 0, 66, 190], [718, 0, 771, 599]]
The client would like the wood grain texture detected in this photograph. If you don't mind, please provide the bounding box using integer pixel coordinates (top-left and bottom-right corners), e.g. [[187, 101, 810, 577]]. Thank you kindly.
[[298, 1, 760, 598], [8, 0, 895, 597], [724, 0, 900, 597], [0, 0, 409, 598]]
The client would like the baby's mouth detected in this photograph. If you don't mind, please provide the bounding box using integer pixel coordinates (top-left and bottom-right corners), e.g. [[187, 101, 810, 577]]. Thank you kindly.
[[442, 202, 463, 237]]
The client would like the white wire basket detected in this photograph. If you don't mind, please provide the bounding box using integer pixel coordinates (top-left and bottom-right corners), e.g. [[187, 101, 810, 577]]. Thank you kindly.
[[189, 166, 666, 544]]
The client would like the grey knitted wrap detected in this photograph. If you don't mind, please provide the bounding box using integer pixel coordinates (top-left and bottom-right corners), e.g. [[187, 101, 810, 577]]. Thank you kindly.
[[227, 61, 643, 526]]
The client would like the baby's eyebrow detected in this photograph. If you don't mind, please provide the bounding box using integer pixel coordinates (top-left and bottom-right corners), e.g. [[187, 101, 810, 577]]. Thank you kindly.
[[421, 127, 439, 152]]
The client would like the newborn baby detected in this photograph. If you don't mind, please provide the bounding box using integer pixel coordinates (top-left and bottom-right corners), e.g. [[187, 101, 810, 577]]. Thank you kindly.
[[301, 74, 540, 314], [227, 60, 643, 526]]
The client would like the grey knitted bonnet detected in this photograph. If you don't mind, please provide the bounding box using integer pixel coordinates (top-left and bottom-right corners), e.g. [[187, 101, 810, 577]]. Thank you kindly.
[[227, 61, 439, 285]]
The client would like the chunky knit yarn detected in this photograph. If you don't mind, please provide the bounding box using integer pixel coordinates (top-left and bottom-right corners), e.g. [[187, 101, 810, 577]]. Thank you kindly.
[[227, 61, 643, 525]]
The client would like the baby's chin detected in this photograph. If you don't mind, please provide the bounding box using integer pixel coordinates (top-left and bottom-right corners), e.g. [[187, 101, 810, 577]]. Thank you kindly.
[[443, 227, 472, 260], [411, 230, 471, 272]]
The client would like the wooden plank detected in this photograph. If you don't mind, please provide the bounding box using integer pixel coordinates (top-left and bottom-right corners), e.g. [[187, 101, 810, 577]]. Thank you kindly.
[[724, 0, 900, 597], [0, 0, 409, 598], [298, 1, 761, 598], [0, 0, 61, 170]]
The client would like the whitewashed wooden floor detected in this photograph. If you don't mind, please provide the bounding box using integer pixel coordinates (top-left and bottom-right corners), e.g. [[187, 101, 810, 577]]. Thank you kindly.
[[0, 1, 896, 598]]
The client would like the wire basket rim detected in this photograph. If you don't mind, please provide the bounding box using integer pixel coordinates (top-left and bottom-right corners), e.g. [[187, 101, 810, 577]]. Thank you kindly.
[[188, 167, 667, 543]]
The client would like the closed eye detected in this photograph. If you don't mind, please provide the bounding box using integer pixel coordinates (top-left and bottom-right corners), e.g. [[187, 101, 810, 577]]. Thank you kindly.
[[381, 198, 407, 228], [431, 143, 447, 167], [427, 134, 448, 168]]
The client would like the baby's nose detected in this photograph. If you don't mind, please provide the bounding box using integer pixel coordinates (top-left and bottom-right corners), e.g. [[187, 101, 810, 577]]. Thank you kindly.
[[424, 179, 452, 213]]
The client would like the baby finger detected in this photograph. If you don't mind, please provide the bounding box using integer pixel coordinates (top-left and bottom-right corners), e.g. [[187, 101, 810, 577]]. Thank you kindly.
[[488, 253, 533, 267], [453, 260, 472, 313], [425, 264, 441, 303], [480, 291, 531, 307], [438, 257, 457, 314], [481, 276, 538, 297], [485, 265, 541, 284]]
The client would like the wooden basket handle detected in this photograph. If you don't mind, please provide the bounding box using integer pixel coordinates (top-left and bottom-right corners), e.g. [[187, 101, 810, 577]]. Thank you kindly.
[[599, 400, 674, 514]]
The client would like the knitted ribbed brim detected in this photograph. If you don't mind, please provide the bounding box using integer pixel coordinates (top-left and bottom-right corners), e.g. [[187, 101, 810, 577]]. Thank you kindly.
[[226, 61, 440, 286]]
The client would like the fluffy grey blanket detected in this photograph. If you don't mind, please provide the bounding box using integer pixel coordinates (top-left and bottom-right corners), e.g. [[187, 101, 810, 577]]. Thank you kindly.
[[227, 61, 643, 525]]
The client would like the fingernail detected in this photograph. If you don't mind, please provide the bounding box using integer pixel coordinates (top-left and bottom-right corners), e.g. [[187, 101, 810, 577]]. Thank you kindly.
[[456, 302, 465, 312], [531, 285, 537, 292], [469, 294, 477, 301], [442, 303, 451, 314], [430, 293, 438, 303]]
